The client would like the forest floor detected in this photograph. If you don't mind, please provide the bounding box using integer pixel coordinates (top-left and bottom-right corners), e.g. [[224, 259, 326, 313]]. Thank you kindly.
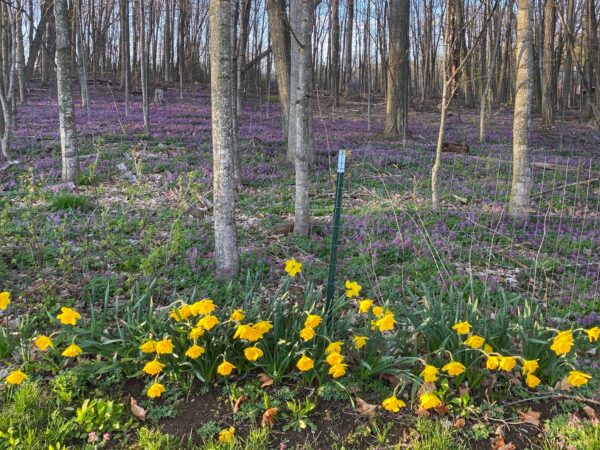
[[1, 83, 599, 449]]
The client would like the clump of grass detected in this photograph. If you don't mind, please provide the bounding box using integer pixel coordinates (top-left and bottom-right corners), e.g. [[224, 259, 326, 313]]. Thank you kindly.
[[49, 193, 91, 211]]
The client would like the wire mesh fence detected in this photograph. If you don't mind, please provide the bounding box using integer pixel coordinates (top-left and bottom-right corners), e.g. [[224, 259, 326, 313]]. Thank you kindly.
[[315, 148, 599, 316]]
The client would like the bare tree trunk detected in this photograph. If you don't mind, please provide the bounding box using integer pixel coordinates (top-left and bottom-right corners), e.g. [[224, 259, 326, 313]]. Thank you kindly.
[[330, 0, 340, 106], [164, 0, 171, 82], [288, 0, 300, 161], [140, 0, 150, 132], [384, 0, 409, 138], [75, 0, 89, 114], [432, 0, 452, 210], [541, 0, 555, 125], [236, 0, 249, 116], [209, 0, 239, 279], [15, 0, 26, 104], [265, 0, 291, 137], [509, 0, 534, 218], [55, 0, 79, 182], [343, 0, 354, 97], [121, 0, 130, 116], [561, 0, 574, 109], [293, 0, 314, 235], [0, 4, 16, 159]]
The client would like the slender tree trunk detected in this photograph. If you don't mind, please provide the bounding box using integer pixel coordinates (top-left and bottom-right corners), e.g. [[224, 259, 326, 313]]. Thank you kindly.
[[330, 0, 340, 106], [562, 0, 574, 109], [140, 0, 150, 132], [121, 0, 130, 116], [294, 0, 314, 235], [343, 0, 354, 97], [75, 0, 89, 114], [509, 0, 534, 218], [265, 0, 291, 137], [236, 0, 249, 116], [541, 0, 555, 124], [54, 0, 80, 182], [209, 0, 239, 279], [288, 0, 300, 161], [15, 0, 26, 104], [164, 0, 171, 82]]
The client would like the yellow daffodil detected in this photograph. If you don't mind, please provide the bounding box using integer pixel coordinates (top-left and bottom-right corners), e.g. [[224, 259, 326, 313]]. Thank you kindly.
[[421, 364, 439, 383], [57, 307, 81, 326], [566, 370, 592, 387], [284, 258, 302, 277], [234, 324, 262, 342], [139, 340, 157, 353], [464, 335, 485, 349], [299, 327, 316, 341], [143, 359, 165, 376], [230, 309, 245, 322], [155, 339, 174, 355], [253, 321, 273, 335], [353, 335, 368, 349], [218, 427, 235, 443], [452, 321, 471, 335], [0, 291, 10, 310], [5, 369, 27, 385], [358, 299, 373, 313], [371, 306, 384, 318], [442, 361, 466, 376], [197, 315, 219, 331], [296, 355, 314, 372], [304, 314, 321, 329], [217, 360, 236, 376], [486, 355, 500, 370], [550, 330, 574, 356], [244, 346, 264, 361], [147, 382, 165, 398], [328, 363, 347, 378], [345, 280, 362, 298], [325, 341, 343, 354], [586, 327, 600, 343], [62, 343, 83, 358], [522, 359, 539, 375], [382, 395, 406, 412], [483, 344, 493, 353], [525, 374, 541, 388], [375, 312, 396, 332], [34, 335, 54, 351], [189, 327, 205, 340], [190, 299, 216, 316], [499, 356, 516, 372], [325, 352, 344, 366], [185, 344, 205, 359], [420, 393, 442, 409], [170, 304, 192, 321]]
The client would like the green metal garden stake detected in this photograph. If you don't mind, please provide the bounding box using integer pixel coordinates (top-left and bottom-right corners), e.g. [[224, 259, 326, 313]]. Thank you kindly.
[[325, 150, 346, 329]]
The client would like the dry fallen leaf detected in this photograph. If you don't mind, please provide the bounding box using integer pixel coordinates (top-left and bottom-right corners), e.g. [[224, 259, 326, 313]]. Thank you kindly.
[[415, 406, 431, 417], [355, 397, 377, 416], [381, 374, 400, 387], [434, 404, 448, 415], [491, 436, 516, 450], [261, 407, 278, 427], [258, 373, 274, 388], [583, 406, 598, 423], [556, 377, 572, 391], [519, 407, 541, 426], [453, 417, 466, 429], [233, 395, 248, 414], [130, 397, 146, 421]]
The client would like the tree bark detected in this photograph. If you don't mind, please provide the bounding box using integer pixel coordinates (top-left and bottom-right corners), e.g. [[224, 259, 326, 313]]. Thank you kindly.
[[343, 0, 354, 97], [54, 0, 79, 182], [330, 0, 340, 106], [265, 0, 291, 137], [140, 0, 150, 132], [541, 0, 555, 125], [293, 0, 314, 235], [509, 0, 534, 218], [209, 0, 240, 279]]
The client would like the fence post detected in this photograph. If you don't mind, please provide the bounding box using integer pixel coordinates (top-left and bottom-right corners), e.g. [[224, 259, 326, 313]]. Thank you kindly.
[[325, 150, 346, 329]]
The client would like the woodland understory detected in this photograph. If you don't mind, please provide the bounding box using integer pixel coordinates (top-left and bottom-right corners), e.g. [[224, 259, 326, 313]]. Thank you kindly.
[[0, 0, 600, 447]]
